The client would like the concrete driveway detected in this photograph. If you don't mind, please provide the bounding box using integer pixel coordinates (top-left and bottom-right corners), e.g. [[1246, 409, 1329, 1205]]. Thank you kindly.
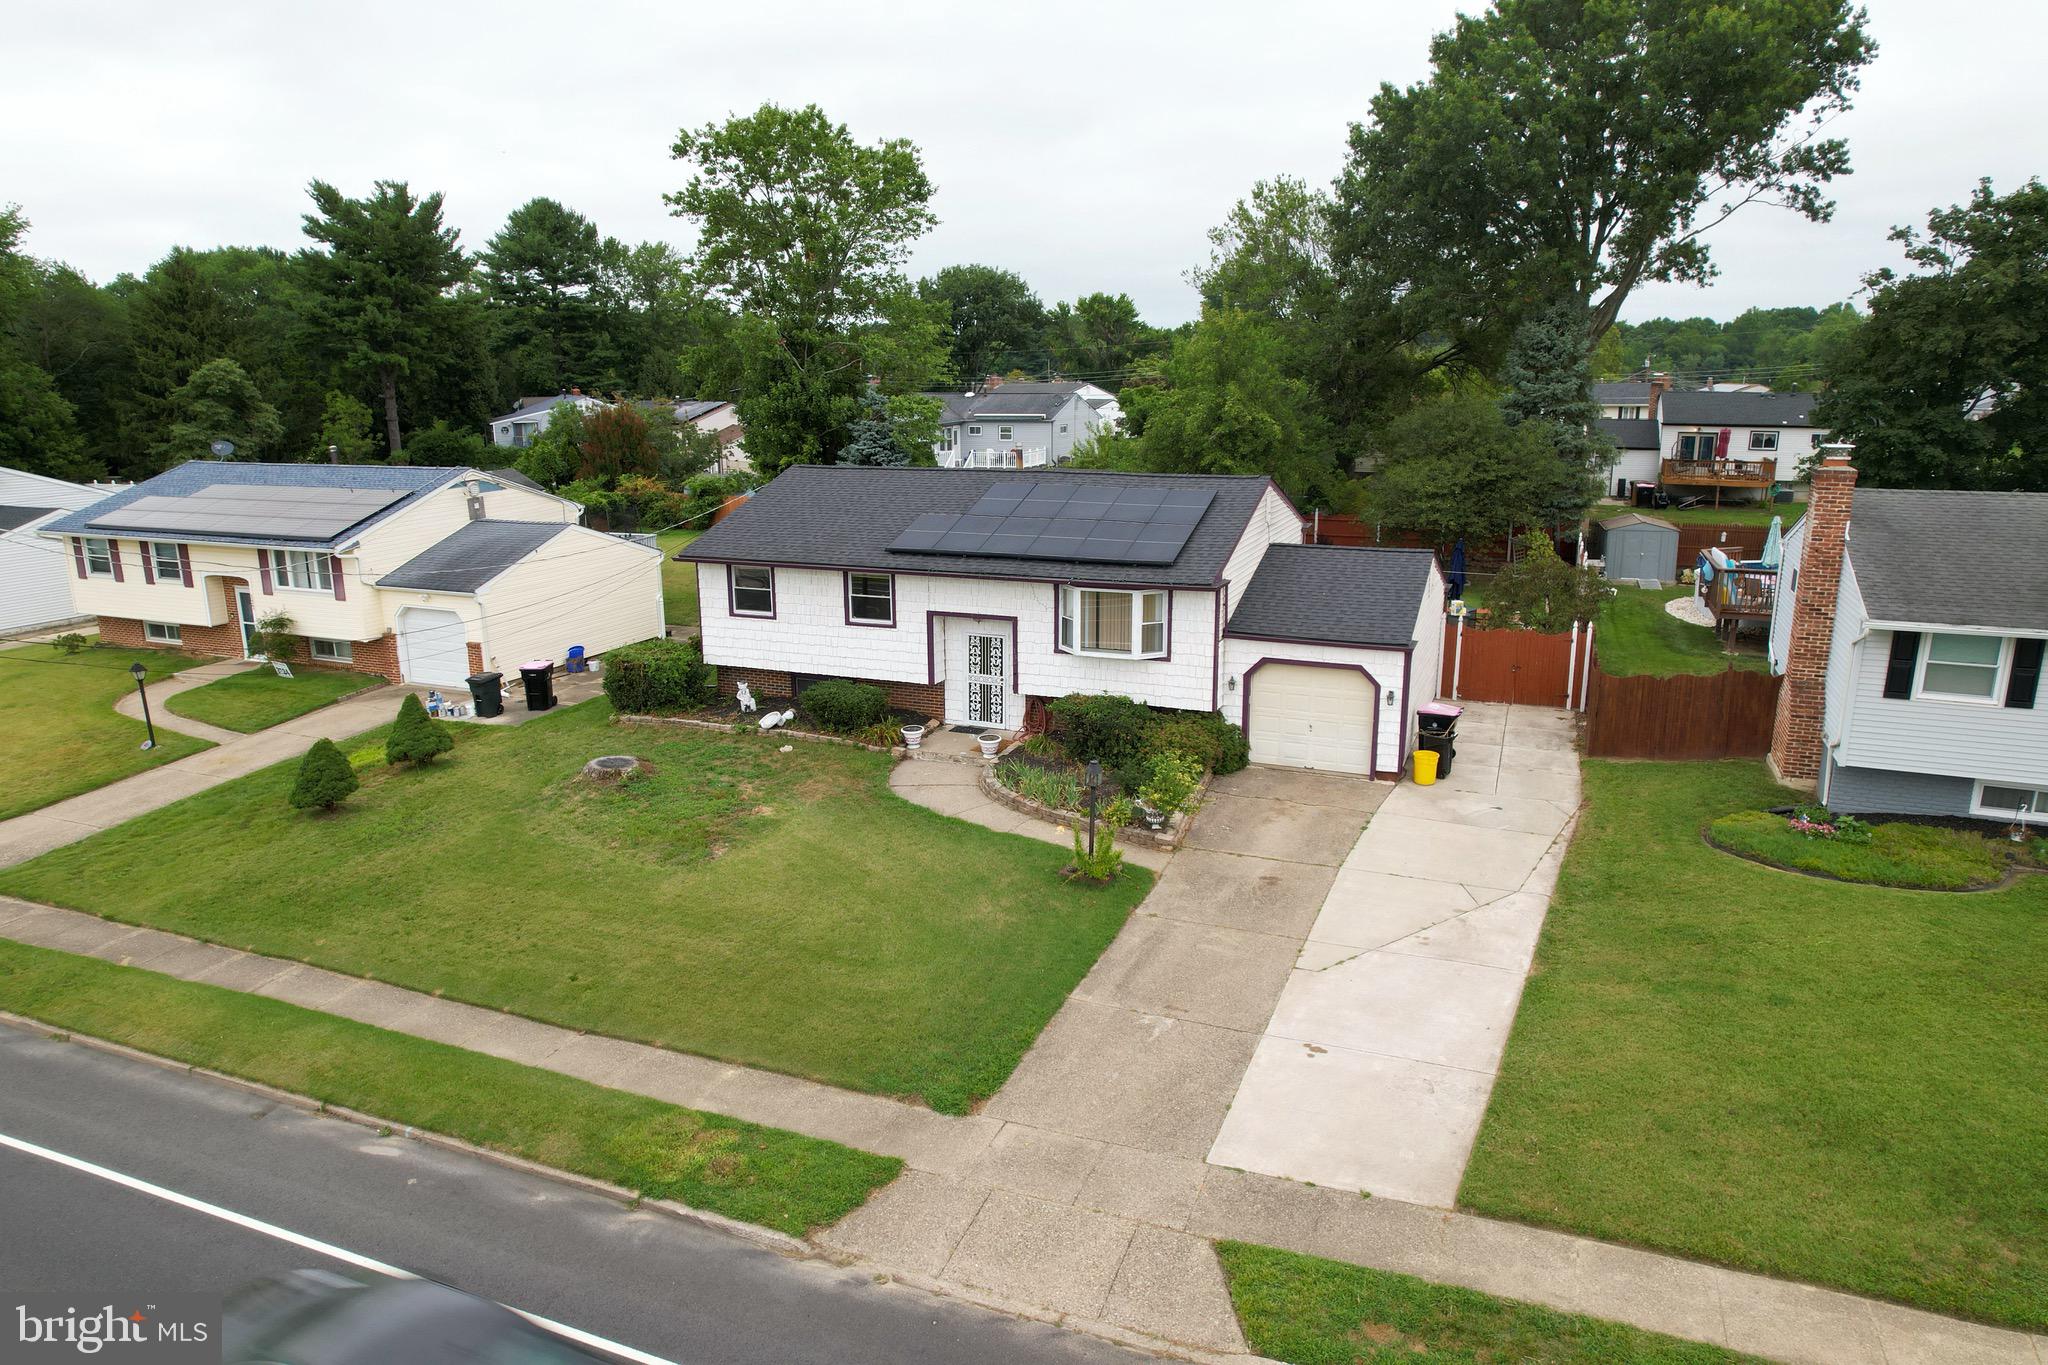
[[1207, 702, 1581, 1206]]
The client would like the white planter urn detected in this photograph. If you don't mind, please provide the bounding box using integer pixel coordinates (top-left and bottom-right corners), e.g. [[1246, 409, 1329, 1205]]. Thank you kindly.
[[900, 725, 925, 750], [978, 732, 1001, 759]]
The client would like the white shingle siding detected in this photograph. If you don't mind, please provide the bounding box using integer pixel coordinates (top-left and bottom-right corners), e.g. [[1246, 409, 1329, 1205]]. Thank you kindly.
[[695, 565, 1222, 714], [1220, 487, 1303, 610]]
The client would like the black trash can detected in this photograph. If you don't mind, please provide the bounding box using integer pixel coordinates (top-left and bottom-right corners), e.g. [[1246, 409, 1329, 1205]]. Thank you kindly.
[[518, 660, 556, 713], [466, 671, 504, 719], [1417, 732, 1457, 777]]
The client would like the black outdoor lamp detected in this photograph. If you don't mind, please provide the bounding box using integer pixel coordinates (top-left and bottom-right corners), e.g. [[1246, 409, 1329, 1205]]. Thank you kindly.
[[129, 661, 157, 751], [1084, 759, 1103, 857]]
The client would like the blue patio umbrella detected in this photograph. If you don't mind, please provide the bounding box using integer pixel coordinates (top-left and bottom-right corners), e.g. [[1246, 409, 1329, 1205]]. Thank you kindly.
[[1761, 516, 1784, 568], [1448, 539, 1467, 600]]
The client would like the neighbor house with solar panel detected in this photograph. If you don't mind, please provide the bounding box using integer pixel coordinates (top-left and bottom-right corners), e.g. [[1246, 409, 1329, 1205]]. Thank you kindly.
[[43, 462, 664, 689], [681, 467, 1447, 778]]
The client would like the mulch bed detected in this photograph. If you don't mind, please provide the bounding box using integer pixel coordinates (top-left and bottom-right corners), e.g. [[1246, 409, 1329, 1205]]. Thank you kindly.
[[688, 694, 938, 738], [995, 748, 1129, 803]]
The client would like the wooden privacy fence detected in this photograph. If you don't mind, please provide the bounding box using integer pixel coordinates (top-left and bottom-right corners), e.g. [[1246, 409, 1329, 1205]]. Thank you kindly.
[[1441, 621, 1595, 708], [1584, 665, 1781, 759]]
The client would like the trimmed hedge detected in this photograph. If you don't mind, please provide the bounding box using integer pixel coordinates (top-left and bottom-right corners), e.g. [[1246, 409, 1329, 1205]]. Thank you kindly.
[[602, 637, 716, 714], [801, 678, 889, 733], [1045, 693, 1249, 779]]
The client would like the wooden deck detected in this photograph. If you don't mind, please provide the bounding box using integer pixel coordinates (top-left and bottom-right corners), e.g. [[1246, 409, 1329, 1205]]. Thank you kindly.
[[1661, 456, 1778, 488], [1702, 564, 1778, 635]]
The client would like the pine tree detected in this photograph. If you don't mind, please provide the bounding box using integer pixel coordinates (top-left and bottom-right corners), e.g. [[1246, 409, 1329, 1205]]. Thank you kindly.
[[1499, 300, 1607, 524], [152, 357, 283, 466], [836, 388, 911, 465], [289, 738, 360, 812], [385, 693, 454, 765]]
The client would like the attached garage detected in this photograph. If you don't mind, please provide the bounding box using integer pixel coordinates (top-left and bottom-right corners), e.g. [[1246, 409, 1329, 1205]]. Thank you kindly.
[[396, 606, 470, 686], [1220, 545, 1446, 779], [1245, 663, 1376, 774]]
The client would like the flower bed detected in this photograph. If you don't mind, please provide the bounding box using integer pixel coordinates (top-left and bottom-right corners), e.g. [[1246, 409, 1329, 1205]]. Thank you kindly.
[[979, 761, 1199, 851], [1705, 808, 2026, 890]]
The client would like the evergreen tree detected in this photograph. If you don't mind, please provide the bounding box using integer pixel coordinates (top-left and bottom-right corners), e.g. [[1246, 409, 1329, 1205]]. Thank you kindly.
[[1499, 299, 1608, 524], [836, 388, 912, 465], [153, 357, 283, 466], [312, 390, 376, 462], [0, 206, 91, 479], [479, 197, 606, 395], [386, 693, 454, 765], [289, 738, 360, 812]]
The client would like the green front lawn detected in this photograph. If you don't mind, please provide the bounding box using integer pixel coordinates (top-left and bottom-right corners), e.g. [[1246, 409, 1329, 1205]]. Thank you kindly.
[[1462, 760, 2048, 1329], [165, 666, 377, 733], [1593, 585, 1768, 678], [0, 940, 898, 1234], [0, 642, 216, 820], [658, 529, 703, 629], [1217, 1242, 1757, 1364], [0, 701, 1151, 1114]]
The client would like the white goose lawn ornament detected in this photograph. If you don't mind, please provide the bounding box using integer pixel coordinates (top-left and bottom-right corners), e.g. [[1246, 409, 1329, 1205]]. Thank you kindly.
[[758, 708, 795, 732]]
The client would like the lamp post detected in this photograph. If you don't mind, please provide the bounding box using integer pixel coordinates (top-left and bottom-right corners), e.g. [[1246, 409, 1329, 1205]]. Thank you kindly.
[[1084, 759, 1102, 858], [129, 662, 157, 750]]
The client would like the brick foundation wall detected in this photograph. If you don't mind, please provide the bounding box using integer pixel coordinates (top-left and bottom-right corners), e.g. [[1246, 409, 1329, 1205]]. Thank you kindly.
[[97, 612, 403, 684], [718, 667, 944, 719], [1769, 451, 1858, 785], [467, 642, 484, 677]]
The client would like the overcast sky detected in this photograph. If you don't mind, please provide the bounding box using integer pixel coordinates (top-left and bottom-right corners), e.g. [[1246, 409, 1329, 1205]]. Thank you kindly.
[[4, 0, 2039, 328]]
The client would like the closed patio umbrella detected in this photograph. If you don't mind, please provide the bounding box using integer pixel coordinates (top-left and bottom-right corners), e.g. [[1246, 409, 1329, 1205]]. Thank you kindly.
[[1761, 516, 1784, 568], [1448, 538, 1467, 600]]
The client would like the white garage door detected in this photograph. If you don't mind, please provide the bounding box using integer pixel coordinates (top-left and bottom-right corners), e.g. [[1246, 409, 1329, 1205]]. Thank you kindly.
[[1248, 664, 1375, 775], [398, 607, 470, 686]]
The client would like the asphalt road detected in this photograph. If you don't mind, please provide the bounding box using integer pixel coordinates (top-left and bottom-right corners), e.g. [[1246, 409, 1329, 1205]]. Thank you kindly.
[[0, 1023, 1149, 1365]]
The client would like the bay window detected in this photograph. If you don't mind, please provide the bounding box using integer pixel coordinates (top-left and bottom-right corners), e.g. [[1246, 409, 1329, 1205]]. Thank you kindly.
[[1058, 586, 1167, 658], [275, 549, 332, 592]]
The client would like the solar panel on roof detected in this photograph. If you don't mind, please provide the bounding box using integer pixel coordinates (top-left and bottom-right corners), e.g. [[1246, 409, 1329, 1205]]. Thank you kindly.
[[885, 479, 1217, 566], [88, 484, 408, 540]]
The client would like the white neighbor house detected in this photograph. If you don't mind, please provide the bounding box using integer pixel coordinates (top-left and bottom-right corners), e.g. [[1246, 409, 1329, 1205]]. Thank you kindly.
[[683, 467, 1445, 777], [44, 462, 662, 687], [488, 391, 608, 448], [0, 465, 111, 635], [1768, 456, 2048, 822], [930, 382, 1114, 469]]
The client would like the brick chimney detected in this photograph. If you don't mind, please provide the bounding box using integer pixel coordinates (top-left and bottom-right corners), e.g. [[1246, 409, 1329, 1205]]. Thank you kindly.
[[1769, 446, 1858, 787], [1647, 372, 1672, 417]]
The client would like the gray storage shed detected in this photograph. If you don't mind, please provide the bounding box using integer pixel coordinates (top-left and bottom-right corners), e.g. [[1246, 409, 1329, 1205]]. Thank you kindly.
[[1596, 513, 1679, 584]]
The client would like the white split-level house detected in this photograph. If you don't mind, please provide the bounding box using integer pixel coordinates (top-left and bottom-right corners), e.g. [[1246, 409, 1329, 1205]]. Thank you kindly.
[[1594, 382, 1825, 505], [683, 467, 1445, 778], [1767, 452, 2048, 823], [929, 382, 1115, 469], [41, 461, 662, 688], [1, 464, 112, 635]]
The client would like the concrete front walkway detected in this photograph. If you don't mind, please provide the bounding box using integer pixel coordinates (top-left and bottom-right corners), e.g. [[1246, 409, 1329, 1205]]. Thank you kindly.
[[1209, 701, 1581, 1207], [888, 756, 1173, 872], [0, 681, 422, 870], [112, 657, 260, 743]]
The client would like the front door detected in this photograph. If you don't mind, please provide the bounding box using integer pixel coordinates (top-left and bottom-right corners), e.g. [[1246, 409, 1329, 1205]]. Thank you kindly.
[[966, 631, 1007, 727], [236, 588, 257, 657]]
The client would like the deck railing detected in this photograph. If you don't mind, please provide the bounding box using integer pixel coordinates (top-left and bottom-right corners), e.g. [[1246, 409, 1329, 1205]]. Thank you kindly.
[[1699, 557, 1778, 626], [1662, 454, 1777, 487]]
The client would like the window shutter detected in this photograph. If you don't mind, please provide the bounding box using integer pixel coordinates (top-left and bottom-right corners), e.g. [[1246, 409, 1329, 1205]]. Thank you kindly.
[[108, 540, 123, 582], [178, 544, 193, 587], [71, 537, 86, 579], [1882, 631, 1921, 699], [2007, 638, 2044, 709], [258, 548, 274, 594], [140, 543, 155, 585], [330, 555, 346, 602]]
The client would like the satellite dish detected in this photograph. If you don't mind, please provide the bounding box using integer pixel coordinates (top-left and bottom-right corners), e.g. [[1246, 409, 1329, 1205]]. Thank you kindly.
[[209, 439, 236, 457]]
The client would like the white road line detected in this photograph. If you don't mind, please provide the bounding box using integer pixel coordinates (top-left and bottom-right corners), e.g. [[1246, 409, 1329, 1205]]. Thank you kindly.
[[0, 1129, 676, 1365]]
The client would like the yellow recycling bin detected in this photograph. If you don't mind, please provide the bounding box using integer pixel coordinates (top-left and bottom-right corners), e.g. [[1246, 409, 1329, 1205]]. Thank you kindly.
[[1413, 748, 1439, 785]]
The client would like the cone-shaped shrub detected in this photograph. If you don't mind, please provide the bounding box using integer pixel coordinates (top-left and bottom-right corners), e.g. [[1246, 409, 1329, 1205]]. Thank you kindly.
[[290, 738, 360, 812], [386, 692, 454, 765]]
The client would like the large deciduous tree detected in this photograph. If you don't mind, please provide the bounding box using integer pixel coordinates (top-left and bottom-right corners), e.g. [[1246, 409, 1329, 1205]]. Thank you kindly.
[[1042, 292, 1165, 377], [917, 264, 1046, 383], [667, 104, 942, 475], [298, 180, 469, 456], [1817, 178, 2047, 490], [1337, 0, 1875, 347], [1369, 393, 1588, 544]]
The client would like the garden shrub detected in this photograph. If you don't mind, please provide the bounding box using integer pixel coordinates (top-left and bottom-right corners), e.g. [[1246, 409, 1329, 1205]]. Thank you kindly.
[[602, 637, 715, 714], [290, 738, 359, 812], [1138, 750, 1203, 815], [997, 758, 1083, 811], [1045, 693, 1154, 771], [53, 633, 89, 655], [1148, 710, 1248, 775], [1708, 809, 2012, 889], [386, 693, 454, 765], [801, 679, 889, 733]]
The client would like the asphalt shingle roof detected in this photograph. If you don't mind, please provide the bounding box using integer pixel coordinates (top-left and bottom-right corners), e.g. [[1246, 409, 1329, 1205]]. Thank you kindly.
[[377, 519, 572, 594], [960, 391, 1074, 421], [1593, 381, 1656, 404], [675, 400, 731, 422], [1224, 544, 1437, 648], [0, 505, 58, 532], [486, 467, 542, 491], [1848, 488, 2048, 631], [681, 466, 1276, 587], [44, 462, 462, 549], [1598, 417, 1660, 450], [1659, 390, 1819, 427]]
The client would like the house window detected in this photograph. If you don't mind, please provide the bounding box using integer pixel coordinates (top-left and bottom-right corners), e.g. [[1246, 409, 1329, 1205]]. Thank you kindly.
[[1676, 432, 1717, 460], [967, 425, 982, 436], [998, 425, 1014, 441], [1917, 633, 2005, 701], [1748, 430, 1780, 452], [939, 428, 958, 451], [1973, 782, 2048, 824], [1058, 424, 1069, 434], [310, 638, 353, 662], [847, 573, 893, 625], [731, 565, 775, 617], [143, 621, 182, 643], [1058, 586, 1167, 658], [275, 550, 333, 592], [83, 536, 113, 577], [151, 542, 183, 581]]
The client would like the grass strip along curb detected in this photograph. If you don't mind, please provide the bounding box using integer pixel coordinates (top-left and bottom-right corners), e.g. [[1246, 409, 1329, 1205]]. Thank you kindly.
[[0, 939, 901, 1237], [1216, 1241, 1764, 1364]]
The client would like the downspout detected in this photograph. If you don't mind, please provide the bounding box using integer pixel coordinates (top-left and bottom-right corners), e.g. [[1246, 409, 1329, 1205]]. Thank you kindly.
[[1398, 646, 1414, 780]]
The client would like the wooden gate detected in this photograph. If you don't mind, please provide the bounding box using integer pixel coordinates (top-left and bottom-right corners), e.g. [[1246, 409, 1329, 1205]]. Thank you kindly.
[[1440, 623, 1592, 708]]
